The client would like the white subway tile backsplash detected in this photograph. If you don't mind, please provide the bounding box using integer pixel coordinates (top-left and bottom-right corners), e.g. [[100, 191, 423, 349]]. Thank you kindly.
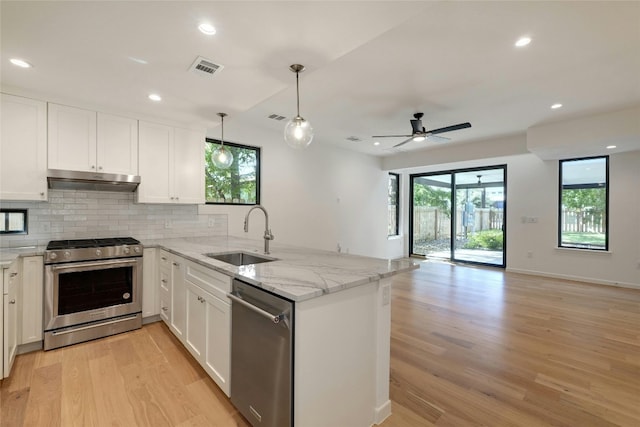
[[0, 189, 228, 247]]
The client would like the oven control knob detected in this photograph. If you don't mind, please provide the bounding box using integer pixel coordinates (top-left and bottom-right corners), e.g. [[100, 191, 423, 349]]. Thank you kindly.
[[49, 252, 58, 260], [96, 249, 102, 256], [134, 246, 141, 253], [123, 247, 130, 254], [64, 251, 71, 259]]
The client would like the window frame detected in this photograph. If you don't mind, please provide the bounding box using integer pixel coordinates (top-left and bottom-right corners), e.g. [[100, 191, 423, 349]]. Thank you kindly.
[[388, 172, 400, 237], [0, 209, 28, 235], [558, 155, 609, 251], [205, 138, 261, 206]]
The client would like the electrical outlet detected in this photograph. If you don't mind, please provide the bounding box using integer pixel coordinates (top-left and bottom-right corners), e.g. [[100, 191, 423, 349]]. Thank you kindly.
[[164, 220, 172, 229]]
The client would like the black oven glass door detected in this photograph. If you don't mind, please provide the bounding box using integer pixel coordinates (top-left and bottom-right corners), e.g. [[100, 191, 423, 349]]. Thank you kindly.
[[58, 266, 133, 315]]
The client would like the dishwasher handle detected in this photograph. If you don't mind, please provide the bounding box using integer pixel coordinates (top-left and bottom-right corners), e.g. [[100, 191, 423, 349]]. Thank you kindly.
[[228, 293, 286, 325]]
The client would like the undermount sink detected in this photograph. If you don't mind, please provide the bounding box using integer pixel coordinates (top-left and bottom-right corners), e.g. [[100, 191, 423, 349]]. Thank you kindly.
[[204, 251, 277, 266]]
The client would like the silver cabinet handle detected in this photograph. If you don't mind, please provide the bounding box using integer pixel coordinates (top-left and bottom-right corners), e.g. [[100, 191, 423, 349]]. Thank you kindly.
[[228, 293, 285, 324], [98, 166, 103, 170], [161, 306, 168, 312], [161, 279, 167, 283], [91, 165, 95, 169], [161, 256, 168, 261], [10, 272, 18, 277], [172, 262, 180, 267], [9, 299, 16, 304]]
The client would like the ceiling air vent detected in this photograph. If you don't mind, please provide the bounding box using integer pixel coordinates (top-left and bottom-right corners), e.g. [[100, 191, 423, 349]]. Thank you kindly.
[[189, 56, 223, 77], [346, 136, 362, 142], [268, 114, 287, 121]]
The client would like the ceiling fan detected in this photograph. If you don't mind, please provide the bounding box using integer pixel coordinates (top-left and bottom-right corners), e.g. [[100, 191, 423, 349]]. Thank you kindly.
[[372, 113, 471, 148]]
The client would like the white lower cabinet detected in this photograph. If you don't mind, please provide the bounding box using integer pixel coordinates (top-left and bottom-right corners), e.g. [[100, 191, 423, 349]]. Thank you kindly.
[[157, 252, 231, 397], [158, 251, 172, 324], [142, 248, 159, 319], [184, 279, 231, 396], [20, 256, 43, 345], [170, 258, 186, 340], [3, 259, 21, 378]]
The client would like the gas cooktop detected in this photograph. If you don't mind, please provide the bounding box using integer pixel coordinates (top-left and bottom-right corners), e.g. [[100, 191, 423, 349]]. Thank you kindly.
[[46, 237, 140, 250]]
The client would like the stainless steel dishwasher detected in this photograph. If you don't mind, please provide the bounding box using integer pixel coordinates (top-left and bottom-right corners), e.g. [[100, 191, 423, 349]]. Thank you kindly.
[[229, 279, 293, 427]]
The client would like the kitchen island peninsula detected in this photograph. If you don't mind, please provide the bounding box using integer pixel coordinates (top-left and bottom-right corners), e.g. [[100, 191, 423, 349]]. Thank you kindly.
[[145, 236, 418, 427]]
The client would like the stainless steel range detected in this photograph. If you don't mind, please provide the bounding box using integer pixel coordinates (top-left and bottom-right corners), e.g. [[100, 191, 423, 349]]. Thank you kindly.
[[43, 237, 143, 350]]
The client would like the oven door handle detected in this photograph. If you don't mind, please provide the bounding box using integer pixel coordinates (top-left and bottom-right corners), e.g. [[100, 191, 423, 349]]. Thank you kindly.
[[49, 258, 138, 271]]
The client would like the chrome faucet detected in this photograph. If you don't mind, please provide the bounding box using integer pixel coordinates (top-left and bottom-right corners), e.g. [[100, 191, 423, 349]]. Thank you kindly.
[[244, 205, 274, 254]]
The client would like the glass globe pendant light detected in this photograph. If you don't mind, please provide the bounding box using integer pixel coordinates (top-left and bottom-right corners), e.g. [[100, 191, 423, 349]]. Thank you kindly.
[[284, 64, 314, 149], [212, 112, 233, 169]]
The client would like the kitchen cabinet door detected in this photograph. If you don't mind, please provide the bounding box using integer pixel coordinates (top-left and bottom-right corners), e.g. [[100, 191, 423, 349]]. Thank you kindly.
[[3, 262, 20, 378], [0, 94, 47, 201], [138, 121, 204, 204], [203, 291, 230, 396], [97, 113, 138, 175], [184, 278, 230, 396], [170, 257, 186, 341], [48, 103, 97, 172], [158, 251, 172, 324], [138, 121, 173, 203], [19, 256, 43, 344], [173, 127, 205, 204], [185, 280, 206, 360], [142, 248, 158, 319]]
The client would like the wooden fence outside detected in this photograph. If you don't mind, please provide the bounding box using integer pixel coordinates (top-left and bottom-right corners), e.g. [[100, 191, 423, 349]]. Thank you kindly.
[[561, 209, 605, 233], [412, 207, 504, 242]]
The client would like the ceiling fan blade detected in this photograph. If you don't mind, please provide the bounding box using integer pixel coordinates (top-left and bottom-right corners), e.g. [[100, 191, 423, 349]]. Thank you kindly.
[[426, 122, 471, 135], [426, 134, 450, 142], [371, 134, 413, 138], [393, 137, 415, 148]]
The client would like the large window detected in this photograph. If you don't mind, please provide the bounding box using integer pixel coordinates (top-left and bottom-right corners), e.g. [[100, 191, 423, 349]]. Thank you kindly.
[[205, 139, 260, 205], [388, 173, 399, 236], [559, 156, 608, 250]]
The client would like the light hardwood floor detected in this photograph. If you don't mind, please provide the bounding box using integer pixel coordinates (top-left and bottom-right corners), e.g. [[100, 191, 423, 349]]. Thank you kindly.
[[1, 260, 639, 426]]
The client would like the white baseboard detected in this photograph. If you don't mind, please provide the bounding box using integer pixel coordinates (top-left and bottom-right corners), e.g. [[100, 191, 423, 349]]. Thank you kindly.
[[372, 400, 392, 426], [17, 340, 43, 355], [505, 267, 639, 289]]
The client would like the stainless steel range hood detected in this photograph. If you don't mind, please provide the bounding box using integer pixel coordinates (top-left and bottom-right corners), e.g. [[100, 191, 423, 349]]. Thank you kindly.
[[47, 169, 140, 192]]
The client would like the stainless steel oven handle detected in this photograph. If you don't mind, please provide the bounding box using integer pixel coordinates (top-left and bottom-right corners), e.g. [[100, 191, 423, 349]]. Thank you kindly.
[[228, 293, 285, 324], [51, 314, 139, 336], [50, 258, 137, 271]]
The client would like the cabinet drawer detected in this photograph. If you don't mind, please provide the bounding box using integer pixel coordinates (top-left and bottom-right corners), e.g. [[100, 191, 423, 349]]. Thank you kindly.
[[184, 260, 231, 301]]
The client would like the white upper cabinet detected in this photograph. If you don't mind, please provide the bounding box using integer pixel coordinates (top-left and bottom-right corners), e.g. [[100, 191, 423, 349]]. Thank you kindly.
[[97, 113, 139, 175], [138, 121, 204, 204], [0, 94, 47, 201], [48, 103, 138, 175]]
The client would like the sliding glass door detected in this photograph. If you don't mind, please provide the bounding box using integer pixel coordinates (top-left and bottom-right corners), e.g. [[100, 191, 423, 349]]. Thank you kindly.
[[411, 166, 506, 267]]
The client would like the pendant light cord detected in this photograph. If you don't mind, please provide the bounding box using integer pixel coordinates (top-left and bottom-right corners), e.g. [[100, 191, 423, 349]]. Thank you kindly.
[[296, 71, 300, 117]]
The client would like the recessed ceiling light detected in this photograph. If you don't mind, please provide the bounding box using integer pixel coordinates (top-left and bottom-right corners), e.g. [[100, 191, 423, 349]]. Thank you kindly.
[[515, 36, 531, 47], [373, 142, 380, 146], [10, 58, 32, 68], [551, 103, 563, 109], [413, 136, 426, 142], [606, 145, 617, 149], [148, 94, 162, 102], [198, 23, 216, 35]]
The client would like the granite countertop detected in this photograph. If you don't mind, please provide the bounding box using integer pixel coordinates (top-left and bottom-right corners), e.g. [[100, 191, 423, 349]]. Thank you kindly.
[[145, 236, 419, 302], [0, 245, 45, 267]]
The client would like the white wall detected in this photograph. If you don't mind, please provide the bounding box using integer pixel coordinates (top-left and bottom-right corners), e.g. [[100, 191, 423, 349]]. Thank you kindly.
[[390, 147, 640, 288], [200, 123, 394, 259]]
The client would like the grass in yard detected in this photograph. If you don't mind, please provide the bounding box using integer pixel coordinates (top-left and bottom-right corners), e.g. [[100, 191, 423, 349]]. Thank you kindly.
[[561, 232, 605, 247]]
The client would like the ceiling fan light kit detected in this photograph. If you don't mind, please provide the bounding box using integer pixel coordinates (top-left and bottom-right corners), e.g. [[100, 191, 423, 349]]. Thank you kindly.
[[284, 64, 314, 149], [212, 112, 234, 169], [372, 112, 471, 148]]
